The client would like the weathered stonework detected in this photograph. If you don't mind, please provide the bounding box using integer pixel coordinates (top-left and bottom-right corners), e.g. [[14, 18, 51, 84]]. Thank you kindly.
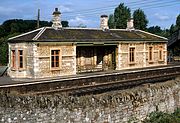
[[36, 44, 76, 78], [116, 42, 167, 70], [8, 43, 76, 78], [8, 42, 167, 78], [8, 43, 32, 78], [0, 77, 179, 123]]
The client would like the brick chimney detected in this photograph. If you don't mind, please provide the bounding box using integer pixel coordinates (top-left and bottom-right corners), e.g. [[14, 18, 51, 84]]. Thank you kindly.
[[126, 18, 134, 30], [52, 8, 62, 29], [100, 15, 109, 30]]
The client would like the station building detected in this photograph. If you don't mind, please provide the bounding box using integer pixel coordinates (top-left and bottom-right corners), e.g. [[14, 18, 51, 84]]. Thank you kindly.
[[8, 8, 168, 78]]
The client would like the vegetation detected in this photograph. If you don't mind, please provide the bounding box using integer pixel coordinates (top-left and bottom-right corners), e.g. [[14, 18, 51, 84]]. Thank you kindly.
[[114, 3, 131, 29], [133, 8, 148, 31], [176, 14, 180, 30], [143, 108, 180, 123], [108, 3, 180, 38], [108, 14, 115, 29], [0, 19, 69, 65]]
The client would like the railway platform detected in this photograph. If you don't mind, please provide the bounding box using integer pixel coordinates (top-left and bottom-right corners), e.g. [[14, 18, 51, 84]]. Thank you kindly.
[[0, 64, 180, 95]]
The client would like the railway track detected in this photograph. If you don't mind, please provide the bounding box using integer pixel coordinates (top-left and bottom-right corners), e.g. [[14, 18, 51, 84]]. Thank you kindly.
[[29, 67, 180, 96], [1, 64, 180, 96]]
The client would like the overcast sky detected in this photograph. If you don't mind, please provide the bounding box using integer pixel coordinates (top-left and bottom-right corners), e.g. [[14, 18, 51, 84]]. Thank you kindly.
[[0, 0, 179, 29]]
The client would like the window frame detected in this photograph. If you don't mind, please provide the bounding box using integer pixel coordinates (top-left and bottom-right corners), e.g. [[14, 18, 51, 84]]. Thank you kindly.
[[11, 50, 16, 69], [129, 47, 135, 63], [158, 46, 163, 61], [18, 50, 24, 69], [11, 49, 25, 70], [50, 48, 61, 70], [148, 46, 153, 62]]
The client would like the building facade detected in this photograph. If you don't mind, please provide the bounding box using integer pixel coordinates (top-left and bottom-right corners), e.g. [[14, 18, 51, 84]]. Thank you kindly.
[[8, 8, 168, 78]]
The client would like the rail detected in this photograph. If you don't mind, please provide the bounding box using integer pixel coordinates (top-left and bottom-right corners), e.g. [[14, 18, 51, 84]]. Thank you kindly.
[[0, 65, 179, 96]]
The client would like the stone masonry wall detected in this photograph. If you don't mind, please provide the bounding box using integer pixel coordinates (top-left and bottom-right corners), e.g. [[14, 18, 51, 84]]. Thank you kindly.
[[8, 43, 33, 78], [36, 43, 76, 78], [117, 42, 167, 70], [0, 77, 179, 123], [8, 43, 76, 78]]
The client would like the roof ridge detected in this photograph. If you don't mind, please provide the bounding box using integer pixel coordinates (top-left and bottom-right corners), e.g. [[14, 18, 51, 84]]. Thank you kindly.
[[110, 29, 130, 31], [33, 27, 47, 40], [8, 28, 43, 40], [137, 29, 168, 40], [62, 27, 102, 30]]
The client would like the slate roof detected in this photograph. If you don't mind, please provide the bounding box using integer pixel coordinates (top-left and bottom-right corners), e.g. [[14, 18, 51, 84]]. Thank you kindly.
[[8, 27, 168, 43]]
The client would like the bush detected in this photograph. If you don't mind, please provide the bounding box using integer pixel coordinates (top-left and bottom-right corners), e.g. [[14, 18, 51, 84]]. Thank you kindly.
[[143, 108, 180, 123]]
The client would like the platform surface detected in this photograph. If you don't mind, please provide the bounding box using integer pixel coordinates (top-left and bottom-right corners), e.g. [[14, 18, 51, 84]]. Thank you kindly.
[[0, 63, 179, 87]]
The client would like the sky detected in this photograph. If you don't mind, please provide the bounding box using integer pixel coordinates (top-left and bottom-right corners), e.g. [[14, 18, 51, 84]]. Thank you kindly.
[[0, 0, 179, 29]]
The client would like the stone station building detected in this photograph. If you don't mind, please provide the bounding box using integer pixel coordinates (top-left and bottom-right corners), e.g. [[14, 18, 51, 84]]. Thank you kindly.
[[8, 8, 168, 78]]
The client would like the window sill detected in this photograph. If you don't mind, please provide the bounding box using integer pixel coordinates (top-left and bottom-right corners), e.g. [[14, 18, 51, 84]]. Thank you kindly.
[[11, 68, 26, 71], [148, 61, 154, 63], [50, 68, 61, 71], [18, 68, 26, 71], [11, 68, 16, 71], [128, 62, 136, 65], [158, 60, 164, 62]]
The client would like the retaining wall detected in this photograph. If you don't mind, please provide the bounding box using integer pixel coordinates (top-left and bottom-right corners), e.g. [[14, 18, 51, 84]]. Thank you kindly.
[[0, 77, 179, 123]]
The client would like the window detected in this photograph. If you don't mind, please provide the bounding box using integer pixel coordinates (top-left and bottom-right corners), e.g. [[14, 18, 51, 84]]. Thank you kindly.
[[11, 49, 24, 70], [11, 50, 16, 68], [149, 47, 153, 61], [159, 48, 163, 61], [129, 47, 135, 63], [18, 50, 23, 68], [51, 50, 60, 68]]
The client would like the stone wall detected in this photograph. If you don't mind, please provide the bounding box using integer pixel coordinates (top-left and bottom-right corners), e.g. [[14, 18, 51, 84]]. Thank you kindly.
[[8, 43, 33, 78], [37, 43, 76, 78], [146, 43, 167, 66], [8, 43, 76, 78], [117, 42, 167, 70], [0, 77, 179, 123]]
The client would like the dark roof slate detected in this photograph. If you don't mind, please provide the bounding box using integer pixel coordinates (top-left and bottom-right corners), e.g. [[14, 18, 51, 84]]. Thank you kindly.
[[8, 29, 41, 42], [8, 27, 167, 43]]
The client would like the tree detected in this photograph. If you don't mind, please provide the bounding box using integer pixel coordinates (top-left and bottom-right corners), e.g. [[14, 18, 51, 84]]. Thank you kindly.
[[133, 8, 148, 30], [108, 14, 114, 29], [169, 24, 176, 35], [0, 26, 5, 37], [77, 23, 87, 28], [176, 14, 180, 29], [148, 26, 162, 34], [0, 19, 69, 65], [114, 3, 131, 29], [147, 26, 170, 38], [61, 21, 69, 27]]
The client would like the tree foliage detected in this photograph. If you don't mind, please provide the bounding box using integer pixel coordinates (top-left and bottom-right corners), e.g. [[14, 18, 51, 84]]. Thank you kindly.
[[108, 14, 114, 29], [133, 9, 148, 30], [0, 19, 69, 65], [147, 26, 170, 38], [169, 24, 176, 34], [62, 21, 69, 27], [176, 14, 180, 30], [143, 108, 180, 123], [114, 3, 131, 29]]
